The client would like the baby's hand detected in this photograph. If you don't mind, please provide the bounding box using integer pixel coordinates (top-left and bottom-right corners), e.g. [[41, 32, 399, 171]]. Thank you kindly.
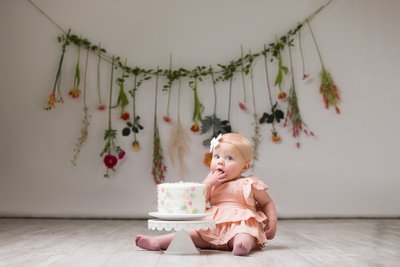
[[203, 170, 228, 188], [263, 219, 277, 240]]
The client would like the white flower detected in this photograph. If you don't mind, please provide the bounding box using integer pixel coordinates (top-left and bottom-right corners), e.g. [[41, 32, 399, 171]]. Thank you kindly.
[[209, 134, 222, 152]]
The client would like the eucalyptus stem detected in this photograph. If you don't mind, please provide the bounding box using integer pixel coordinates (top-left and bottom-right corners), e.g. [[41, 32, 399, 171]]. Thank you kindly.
[[249, 50, 256, 111], [210, 66, 217, 117], [240, 45, 247, 104], [177, 78, 182, 122], [132, 74, 137, 142], [298, 29, 307, 76], [306, 19, 326, 70], [108, 57, 115, 133], [228, 77, 233, 121], [263, 45, 277, 134], [97, 43, 102, 104], [83, 49, 89, 106], [166, 54, 172, 117]]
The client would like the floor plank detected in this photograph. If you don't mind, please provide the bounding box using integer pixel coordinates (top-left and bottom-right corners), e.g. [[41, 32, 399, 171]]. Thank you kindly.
[[0, 218, 399, 267]]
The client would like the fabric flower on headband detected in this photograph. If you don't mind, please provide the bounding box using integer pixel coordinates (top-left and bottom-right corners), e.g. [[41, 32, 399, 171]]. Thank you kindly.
[[209, 134, 222, 152]]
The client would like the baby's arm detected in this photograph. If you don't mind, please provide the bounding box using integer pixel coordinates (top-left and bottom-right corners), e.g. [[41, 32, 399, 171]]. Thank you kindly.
[[254, 189, 277, 240]]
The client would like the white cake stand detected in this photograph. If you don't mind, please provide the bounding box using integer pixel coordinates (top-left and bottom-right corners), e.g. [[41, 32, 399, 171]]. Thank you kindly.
[[148, 219, 215, 255]]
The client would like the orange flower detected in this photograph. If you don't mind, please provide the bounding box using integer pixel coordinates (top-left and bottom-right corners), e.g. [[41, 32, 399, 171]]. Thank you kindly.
[[278, 91, 287, 101], [68, 88, 80, 98], [203, 152, 212, 167], [271, 132, 282, 143], [45, 92, 57, 110]]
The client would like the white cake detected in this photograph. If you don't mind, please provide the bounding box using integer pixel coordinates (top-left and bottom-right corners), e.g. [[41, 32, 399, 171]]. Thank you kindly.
[[157, 182, 206, 214]]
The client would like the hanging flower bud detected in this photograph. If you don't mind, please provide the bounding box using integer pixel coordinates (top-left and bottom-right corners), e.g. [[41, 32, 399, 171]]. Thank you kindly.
[[239, 102, 247, 111], [278, 91, 287, 101], [132, 141, 141, 152], [120, 112, 130, 121], [271, 132, 282, 143], [69, 88, 81, 98], [163, 115, 172, 123], [190, 124, 200, 133], [97, 103, 106, 111]]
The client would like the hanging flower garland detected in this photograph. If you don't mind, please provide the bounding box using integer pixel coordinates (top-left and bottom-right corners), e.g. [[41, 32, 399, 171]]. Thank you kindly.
[[100, 57, 125, 177], [152, 69, 167, 184], [34, 0, 341, 178]]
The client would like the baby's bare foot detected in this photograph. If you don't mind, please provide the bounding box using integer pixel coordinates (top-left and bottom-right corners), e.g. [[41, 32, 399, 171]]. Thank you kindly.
[[232, 242, 251, 256], [135, 235, 161, 251]]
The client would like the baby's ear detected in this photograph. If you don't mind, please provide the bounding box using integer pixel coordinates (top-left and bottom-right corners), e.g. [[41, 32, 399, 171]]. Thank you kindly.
[[242, 162, 251, 172]]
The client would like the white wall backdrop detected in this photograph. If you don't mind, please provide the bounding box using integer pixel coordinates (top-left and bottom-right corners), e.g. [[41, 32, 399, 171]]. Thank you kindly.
[[0, 0, 399, 218]]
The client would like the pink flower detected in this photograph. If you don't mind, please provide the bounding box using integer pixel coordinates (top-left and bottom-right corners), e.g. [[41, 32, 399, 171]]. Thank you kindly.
[[187, 201, 192, 206], [302, 74, 310, 80], [103, 154, 118, 169], [239, 102, 247, 111], [163, 115, 172, 123]]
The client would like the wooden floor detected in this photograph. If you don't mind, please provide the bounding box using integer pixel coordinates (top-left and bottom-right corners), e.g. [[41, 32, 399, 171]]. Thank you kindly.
[[0, 218, 399, 267]]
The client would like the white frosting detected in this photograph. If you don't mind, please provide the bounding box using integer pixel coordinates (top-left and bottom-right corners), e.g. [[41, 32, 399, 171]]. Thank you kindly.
[[157, 182, 206, 214]]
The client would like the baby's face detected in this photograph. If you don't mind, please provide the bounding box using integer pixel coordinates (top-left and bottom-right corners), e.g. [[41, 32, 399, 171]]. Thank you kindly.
[[210, 142, 248, 181]]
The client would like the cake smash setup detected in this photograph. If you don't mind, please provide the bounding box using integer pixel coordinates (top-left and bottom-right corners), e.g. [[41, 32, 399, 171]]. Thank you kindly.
[[148, 182, 215, 254]]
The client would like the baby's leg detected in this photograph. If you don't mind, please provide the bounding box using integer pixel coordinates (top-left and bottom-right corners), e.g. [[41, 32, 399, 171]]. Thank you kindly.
[[135, 233, 174, 251], [231, 233, 256, 256], [189, 230, 212, 249]]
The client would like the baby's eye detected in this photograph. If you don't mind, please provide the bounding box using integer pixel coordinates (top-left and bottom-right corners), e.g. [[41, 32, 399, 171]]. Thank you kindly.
[[226, 156, 234, 161], [214, 155, 220, 159]]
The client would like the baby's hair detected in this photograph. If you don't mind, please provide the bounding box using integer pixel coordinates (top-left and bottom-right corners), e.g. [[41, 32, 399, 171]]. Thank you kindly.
[[219, 133, 253, 162]]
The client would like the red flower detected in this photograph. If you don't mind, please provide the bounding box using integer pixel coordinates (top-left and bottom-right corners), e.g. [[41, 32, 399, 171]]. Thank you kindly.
[[103, 154, 118, 169], [118, 150, 126, 159], [190, 124, 200, 132], [120, 112, 130, 121], [163, 115, 172, 123]]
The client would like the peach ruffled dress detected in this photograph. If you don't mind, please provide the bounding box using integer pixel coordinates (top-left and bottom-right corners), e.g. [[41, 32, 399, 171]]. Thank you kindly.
[[198, 176, 269, 248]]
